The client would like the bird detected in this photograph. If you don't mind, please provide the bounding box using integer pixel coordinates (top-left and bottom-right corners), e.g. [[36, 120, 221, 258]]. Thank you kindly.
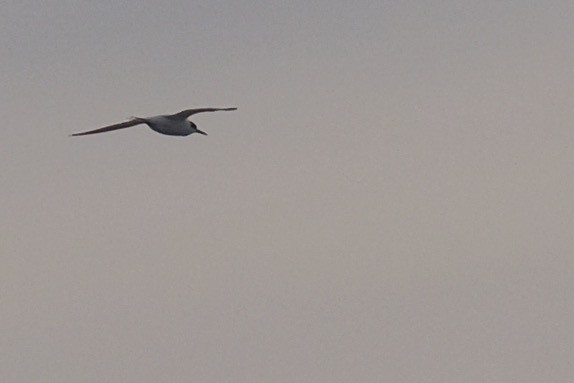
[[70, 107, 237, 137]]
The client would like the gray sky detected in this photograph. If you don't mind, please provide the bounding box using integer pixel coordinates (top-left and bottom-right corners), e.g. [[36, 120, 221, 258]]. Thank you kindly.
[[2, 1, 573, 382]]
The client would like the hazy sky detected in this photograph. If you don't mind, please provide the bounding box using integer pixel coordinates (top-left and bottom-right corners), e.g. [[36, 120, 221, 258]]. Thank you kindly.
[[2, 1, 573, 382]]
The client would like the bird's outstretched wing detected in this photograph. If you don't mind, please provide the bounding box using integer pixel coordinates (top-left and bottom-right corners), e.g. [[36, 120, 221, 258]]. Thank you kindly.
[[169, 107, 237, 120], [70, 119, 144, 137]]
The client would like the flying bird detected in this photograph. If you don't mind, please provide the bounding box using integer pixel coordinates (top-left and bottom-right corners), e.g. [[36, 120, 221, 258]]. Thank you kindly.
[[70, 107, 237, 137]]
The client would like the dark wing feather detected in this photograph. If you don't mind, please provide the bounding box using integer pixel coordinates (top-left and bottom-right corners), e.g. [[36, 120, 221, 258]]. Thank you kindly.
[[70, 119, 144, 136], [169, 107, 237, 120]]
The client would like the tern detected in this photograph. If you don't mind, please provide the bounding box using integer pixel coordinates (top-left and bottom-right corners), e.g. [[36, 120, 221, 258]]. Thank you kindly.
[[70, 107, 237, 137]]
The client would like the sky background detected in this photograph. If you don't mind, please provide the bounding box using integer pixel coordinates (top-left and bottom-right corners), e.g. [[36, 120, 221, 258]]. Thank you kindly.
[[1, 1, 573, 382]]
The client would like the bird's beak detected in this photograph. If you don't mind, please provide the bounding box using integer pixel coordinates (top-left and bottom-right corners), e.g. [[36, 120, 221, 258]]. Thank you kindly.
[[196, 129, 208, 136]]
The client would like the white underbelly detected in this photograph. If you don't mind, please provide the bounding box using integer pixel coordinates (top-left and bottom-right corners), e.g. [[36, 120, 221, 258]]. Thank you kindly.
[[146, 116, 193, 136]]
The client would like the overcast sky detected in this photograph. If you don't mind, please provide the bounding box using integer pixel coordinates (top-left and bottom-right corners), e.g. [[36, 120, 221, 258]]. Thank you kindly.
[[1, 1, 573, 382]]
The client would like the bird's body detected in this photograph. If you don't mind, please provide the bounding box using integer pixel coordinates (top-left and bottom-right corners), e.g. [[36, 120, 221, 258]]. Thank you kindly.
[[139, 116, 198, 136], [70, 107, 237, 137]]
